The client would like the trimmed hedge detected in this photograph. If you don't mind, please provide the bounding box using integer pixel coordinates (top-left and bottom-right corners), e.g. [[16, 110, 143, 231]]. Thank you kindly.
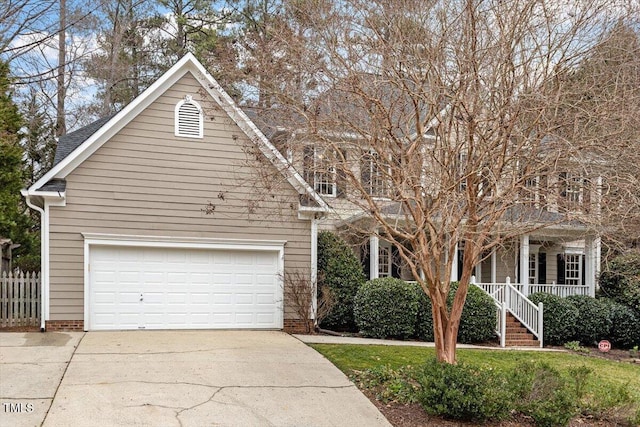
[[601, 298, 640, 348], [358, 280, 496, 343], [416, 359, 512, 422], [354, 277, 420, 339], [529, 293, 579, 346], [317, 231, 366, 331], [449, 283, 497, 344], [599, 252, 640, 317], [565, 295, 612, 345], [415, 289, 435, 342]]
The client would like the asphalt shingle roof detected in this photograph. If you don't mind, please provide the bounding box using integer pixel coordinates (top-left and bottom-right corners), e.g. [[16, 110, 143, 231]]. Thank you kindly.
[[52, 114, 115, 167], [37, 179, 66, 192]]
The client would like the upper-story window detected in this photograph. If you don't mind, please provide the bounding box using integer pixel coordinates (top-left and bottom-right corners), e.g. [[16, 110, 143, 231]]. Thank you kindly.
[[303, 146, 337, 196], [175, 95, 203, 138], [559, 172, 590, 211], [361, 150, 389, 197]]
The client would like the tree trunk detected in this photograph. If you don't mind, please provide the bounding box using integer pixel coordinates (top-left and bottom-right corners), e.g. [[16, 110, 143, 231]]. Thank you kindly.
[[56, 0, 66, 137]]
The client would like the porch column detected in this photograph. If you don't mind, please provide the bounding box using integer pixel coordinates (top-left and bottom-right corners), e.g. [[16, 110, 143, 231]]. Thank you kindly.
[[585, 236, 598, 297], [520, 235, 530, 294], [476, 256, 482, 283], [369, 235, 379, 280], [491, 250, 497, 283], [450, 241, 459, 282]]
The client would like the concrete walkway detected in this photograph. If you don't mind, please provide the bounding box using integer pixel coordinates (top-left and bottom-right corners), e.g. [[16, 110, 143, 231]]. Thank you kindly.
[[1, 331, 391, 427], [294, 334, 565, 352]]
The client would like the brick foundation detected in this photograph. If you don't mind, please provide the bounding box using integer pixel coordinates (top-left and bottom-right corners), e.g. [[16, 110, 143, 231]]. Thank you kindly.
[[45, 320, 84, 331], [283, 319, 314, 334]]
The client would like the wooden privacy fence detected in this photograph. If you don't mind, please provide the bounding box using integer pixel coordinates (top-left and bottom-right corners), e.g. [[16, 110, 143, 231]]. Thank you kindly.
[[1, 271, 40, 327]]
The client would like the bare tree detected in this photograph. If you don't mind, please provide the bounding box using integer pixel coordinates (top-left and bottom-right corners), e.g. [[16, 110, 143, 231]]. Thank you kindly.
[[240, 0, 639, 363]]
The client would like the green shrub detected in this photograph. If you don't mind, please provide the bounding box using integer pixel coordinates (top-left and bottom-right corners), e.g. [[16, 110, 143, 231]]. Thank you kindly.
[[414, 283, 496, 344], [354, 278, 420, 339], [601, 299, 640, 348], [599, 252, 640, 317], [511, 362, 577, 427], [566, 295, 612, 345], [414, 288, 434, 342], [450, 283, 497, 344], [415, 358, 511, 422], [529, 292, 579, 346], [317, 231, 366, 331]]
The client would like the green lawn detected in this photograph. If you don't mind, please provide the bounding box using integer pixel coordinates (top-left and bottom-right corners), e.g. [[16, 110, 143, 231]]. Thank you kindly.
[[311, 344, 640, 401]]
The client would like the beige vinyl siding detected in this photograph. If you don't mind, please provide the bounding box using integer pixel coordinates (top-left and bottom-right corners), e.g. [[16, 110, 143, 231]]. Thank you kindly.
[[48, 73, 311, 321]]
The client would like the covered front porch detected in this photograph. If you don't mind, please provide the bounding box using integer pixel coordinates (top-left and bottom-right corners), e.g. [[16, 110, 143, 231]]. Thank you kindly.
[[362, 230, 600, 298]]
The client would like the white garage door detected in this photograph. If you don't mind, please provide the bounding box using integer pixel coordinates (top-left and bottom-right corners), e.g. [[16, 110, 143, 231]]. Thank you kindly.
[[88, 245, 282, 330]]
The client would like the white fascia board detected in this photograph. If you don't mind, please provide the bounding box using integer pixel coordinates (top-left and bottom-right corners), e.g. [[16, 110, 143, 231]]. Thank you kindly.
[[28, 53, 329, 213], [28, 54, 197, 192]]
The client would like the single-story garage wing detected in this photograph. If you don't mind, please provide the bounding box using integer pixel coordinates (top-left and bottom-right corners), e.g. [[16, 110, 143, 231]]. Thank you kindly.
[[22, 54, 328, 332]]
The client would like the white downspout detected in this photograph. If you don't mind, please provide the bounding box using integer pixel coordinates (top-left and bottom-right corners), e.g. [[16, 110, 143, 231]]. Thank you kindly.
[[310, 217, 318, 325], [22, 192, 46, 332]]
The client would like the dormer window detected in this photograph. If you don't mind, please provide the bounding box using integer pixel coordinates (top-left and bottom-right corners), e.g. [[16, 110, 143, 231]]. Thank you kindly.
[[175, 95, 203, 138]]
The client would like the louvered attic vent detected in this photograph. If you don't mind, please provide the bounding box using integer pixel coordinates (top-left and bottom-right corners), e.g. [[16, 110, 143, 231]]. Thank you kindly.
[[175, 95, 203, 138]]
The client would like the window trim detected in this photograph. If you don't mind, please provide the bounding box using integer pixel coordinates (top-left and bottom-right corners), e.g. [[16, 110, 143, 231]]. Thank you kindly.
[[362, 149, 390, 198], [564, 253, 582, 286], [528, 253, 538, 284], [378, 241, 392, 278], [175, 95, 204, 139], [311, 146, 337, 197]]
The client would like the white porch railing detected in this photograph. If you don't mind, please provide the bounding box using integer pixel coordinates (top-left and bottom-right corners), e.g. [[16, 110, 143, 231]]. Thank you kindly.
[[472, 277, 543, 348], [525, 283, 590, 298]]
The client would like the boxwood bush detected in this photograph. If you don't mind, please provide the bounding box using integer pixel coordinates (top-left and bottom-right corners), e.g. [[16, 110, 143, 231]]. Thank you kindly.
[[599, 252, 640, 317], [449, 283, 497, 344], [403, 282, 496, 344], [416, 358, 512, 422], [317, 231, 366, 331], [601, 298, 640, 348], [565, 295, 612, 345], [354, 278, 420, 339], [415, 288, 435, 342], [529, 293, 579, 346]]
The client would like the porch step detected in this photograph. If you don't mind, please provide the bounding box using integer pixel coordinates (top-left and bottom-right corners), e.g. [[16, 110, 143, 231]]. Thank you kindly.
[[504, 313, 539, 347]]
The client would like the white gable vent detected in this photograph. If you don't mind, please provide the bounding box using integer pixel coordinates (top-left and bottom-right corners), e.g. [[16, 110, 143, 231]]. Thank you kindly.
[[175, 95, 203, 138]]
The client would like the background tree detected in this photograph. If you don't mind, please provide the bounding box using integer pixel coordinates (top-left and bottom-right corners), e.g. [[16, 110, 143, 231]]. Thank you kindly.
[[242, 0, 639, 363], [0, 61, 39, 271]]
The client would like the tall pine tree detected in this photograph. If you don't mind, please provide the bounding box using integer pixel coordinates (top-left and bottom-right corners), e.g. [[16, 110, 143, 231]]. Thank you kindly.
[[0, 61, 39, 271]]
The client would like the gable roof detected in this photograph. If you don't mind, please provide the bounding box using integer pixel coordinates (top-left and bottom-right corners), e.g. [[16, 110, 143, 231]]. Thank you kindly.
[[26, 54, 329, 212], [52, 115, 115, 168]]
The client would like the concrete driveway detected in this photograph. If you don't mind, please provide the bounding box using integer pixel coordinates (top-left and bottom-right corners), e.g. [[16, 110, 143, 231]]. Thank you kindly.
[[1, 331, 390, 427]]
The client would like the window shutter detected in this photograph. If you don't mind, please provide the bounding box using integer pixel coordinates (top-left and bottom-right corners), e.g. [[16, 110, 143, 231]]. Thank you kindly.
[[361, 151, 372, 194], [557, 254, 565, 285], [581, 255, 586, 286], [559, 172, 567, 198], [336, 149, 347, 198], [391, 246, 401, 279], [303, 146, 314, 185], [538, 253, 546, 284], [583, 178, 591, 212], [362, 240, 371, 280]]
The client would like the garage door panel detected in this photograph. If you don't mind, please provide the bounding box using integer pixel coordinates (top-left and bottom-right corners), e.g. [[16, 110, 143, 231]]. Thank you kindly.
[[88, 245, 282, 330]]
